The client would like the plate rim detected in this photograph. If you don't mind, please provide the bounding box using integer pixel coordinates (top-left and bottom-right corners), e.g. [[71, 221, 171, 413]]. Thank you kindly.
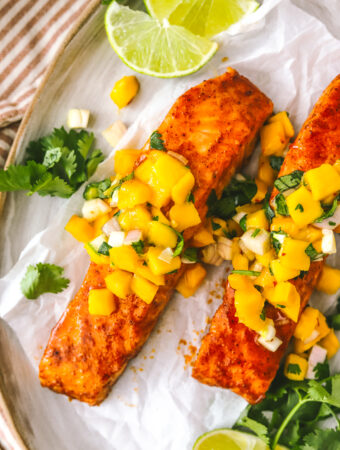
[[0, 1, 101, 448]]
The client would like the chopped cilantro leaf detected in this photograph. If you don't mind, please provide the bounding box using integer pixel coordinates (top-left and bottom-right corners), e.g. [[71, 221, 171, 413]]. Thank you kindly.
[[315, 198, 338, 223], [276, 304, 286, 309], [186, 192, 195, 203], [21, 263, 69, 300], [251, 228, 260, 238], [83, 178, 111, 200], [182, 248, 198, 262], [172, 230, 184, 257], [269, 155, 284, 171], [223, 229, 237, 239], [263, 192, 275, 223], [98, 241, 112, 256], [295, 203, 304, 212], [239, 215, 247, 231], [211, 221, 221, 231], [152, 216, 159, 221], [305, 243, 323, 261], [150, 131, 165, 150], [231, 270, 261, 276], [274, 170, 304, 192], [260, 307, 266, 321], [329, 221, 336, 226], [313, 361, 330, 380], [132, 240, 144, 255], [288, 363, 301, 375], [275, 193, 289, 216]]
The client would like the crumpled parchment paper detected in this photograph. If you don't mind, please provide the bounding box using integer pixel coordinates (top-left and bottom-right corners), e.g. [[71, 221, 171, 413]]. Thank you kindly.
[[1, 1, 340, 449]]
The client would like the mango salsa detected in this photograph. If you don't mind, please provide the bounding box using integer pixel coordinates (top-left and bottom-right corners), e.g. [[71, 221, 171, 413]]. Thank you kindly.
[[169, 202, 201, 232], [65, 215, 95, 242], [190, 225, 214, 247], [118, 205, 151, 235], [319, 330, 340, 359], [316, 265, 340, 294], [293, 307, 319, 341], [286, 185, 323, 227], [268, 111, 295, 138], [255, 268, 275, 288], [118, 179, 152, 209], [284, 353, 308, 381], [270, 259, 300, 282], [260, 121, 287, 156], [176, 263, 207, 298], [114, 149, 141, 175], [304, 163, 340, 200], [88, 288, 116, 316], [84, 242, 110, 265], [171, 171, 195, 204], [110, 245, 140, 272], [279, 238, 310, 271], [147, 221, 178, 248], [105, 270, 132, 299], [246, 209, 269, 230], [146, 247, 181, 275], [258, 156, 276, 186], [234, 286, 265, 332], [110, 75, 139, 108], [135, 262, 165, 286], [228, 273, 254, 290], [131, 274, 158, 304], [267, 281, 300, 322]]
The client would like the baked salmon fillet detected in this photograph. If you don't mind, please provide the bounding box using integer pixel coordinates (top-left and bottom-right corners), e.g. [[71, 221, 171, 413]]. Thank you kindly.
[[39, 68, 273, 405], [192, 74, 340, 404]]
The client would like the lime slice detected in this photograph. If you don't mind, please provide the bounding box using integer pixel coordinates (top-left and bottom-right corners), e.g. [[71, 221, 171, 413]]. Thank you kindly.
[[105, 3, 218, 78], [193, 428, 268, 450], [144, 0, 259, 38]]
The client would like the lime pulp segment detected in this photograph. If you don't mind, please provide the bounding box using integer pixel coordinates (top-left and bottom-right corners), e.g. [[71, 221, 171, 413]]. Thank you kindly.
[[105, 3, 218, 78], [193, 428, 269, 450]]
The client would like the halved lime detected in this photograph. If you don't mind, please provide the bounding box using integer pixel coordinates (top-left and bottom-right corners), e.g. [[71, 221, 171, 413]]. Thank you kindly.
[[193, 428, 268, 450], [144, 0, 259, 38], [105, 3, 218, 78]]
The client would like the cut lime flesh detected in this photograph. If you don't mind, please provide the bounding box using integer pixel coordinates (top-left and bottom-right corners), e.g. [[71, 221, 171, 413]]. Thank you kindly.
[[193, 428, 268, 450], [144, 0, 259, 38], [105, 3, 218, 78]]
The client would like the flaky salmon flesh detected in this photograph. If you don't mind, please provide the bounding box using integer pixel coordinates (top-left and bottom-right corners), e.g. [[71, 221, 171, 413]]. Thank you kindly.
[[39, 68, 273, 405], [192, 74, 340, 404]]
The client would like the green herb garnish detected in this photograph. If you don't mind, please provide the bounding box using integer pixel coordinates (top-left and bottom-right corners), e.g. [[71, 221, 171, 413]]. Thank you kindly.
[[295, 203, 304, 212], [305, 243, 323, 261], [263, 192, 275, 223], [239, 215, 247, 231], [172, 230, 184, 257], [21, 263, 70, 300], [231, 270, 261, 276], [132, 240, 145, 255], [269, 155, 284, 171], [275, 194, 289, 216], [271, 230, 287, 254], [152, 216, 159, 221], [315, 198, 338, 223], [211, 221, 221, 231], [98, 241, 112, 256], [0, 127, 104, 198], [187, 192, 195, 203], [150, 131, 165, 150], [182, 247, 199, 262], [287, 363, 301, 375], [251, 228, 260, 238], [274, 170, 304, 192], [83, 178, 111, 200]]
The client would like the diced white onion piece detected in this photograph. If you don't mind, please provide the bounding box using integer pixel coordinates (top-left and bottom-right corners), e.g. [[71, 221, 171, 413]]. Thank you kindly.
[[240, 229, 271, 256], [124, 230, 142, 245], [90, 234, 107, 252], [102, 217, 121, 235], [260, 320, 275, 341], [232, 211, 247, 224], [82, 199, 111, 221], [158, 247, 173, 264], [303, 329, 320, 344], [314, 205, 340, 230], [167, 151, 188, 166], [102, 120, 127, 148], [239, 239, 255, 261], [321, 229, 336, 254], [271, 231, 286, 246], [258, 335, 282, 352], [67, 109, 90, 129], [235, 173, 246, 181], [181, 257, 196, 264], [108, 231, 125, 247], [250, 261, 263, 274], [306, 345, 327, 379], [217, 236, 233, 260], [201, 244, 223, 266], [110, 190, 119, 207]]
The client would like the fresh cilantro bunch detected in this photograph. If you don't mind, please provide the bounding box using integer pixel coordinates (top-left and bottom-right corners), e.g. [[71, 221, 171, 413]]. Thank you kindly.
[[21, 263, 70, 299], [0, 127, 104, 198], [206, 176, 257, 221], [234, 365, 340, 449]]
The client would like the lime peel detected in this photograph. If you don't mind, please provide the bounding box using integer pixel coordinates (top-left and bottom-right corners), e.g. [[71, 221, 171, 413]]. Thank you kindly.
[[193, 428, 269, 450]]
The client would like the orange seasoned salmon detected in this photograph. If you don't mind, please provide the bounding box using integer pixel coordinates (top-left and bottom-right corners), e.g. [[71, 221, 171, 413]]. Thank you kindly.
[[39, 68, 273, 405], [192, 74, 340, 404]]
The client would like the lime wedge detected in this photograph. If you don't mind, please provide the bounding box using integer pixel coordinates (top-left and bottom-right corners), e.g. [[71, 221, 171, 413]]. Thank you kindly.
[[105, 3, 218, 78], [144, 0, 259, 37], [193, 428, 269, 450]]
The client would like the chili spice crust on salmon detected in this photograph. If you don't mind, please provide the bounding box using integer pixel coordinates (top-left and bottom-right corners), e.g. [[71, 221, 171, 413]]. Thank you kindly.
[[39, 68, 273, 406], [192, 74, 340, 404]]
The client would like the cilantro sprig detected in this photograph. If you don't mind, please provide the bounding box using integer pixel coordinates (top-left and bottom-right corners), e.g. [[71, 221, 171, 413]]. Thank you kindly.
[[0, 127, 104, 198], [234, 367, 340, 449], [21, 263, 70, 299]]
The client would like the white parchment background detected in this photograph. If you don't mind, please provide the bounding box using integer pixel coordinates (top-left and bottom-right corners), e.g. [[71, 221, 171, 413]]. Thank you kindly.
[[1, 1, 340, 449]]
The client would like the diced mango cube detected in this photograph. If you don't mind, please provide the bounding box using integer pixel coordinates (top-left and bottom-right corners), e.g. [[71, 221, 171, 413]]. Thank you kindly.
[[65, 215, 95, 242], [118, 179, 152, 209], [260, 121, 288, 156], [169, 202, 201, 232], [267, 281, 300, 322], [304, 164, 340, 201], [176, 263, 207, 298], [134, 152, 160, 185], [270, 259, 300, 282], [268, 111, 295, 138], [153, 153, 189, 189], [255, 268, 275, 288], [246, 209, 269, 230], [105, 270, 132, 299], [114, 149, 141, 176], [146, 247, 181, 275], [93, 213, 111, 237], [294, 225, 323, 243], [236, 203, 263, 214], [148, 221, 178, 248], [225, 219, 243, 237], [171, 171, 195, 204], [234, 286, 265, 332], [270, 216, 300, 237], [252, 178, 268, 203], [284, 353, 308, 380], [294, 311, 330, 352], [286, 186, 323, 227], [228, 273, 254, 290], [316, 265, 340, 294], [279, 238, 310, 271], [294, 307, 319, 341], [258, 156, 276, 186], [210, 218, 227, 236], [88, 288, 116, 316], [190, 225, 215, 247], [232, 253, 248, 270], [118, 205, 151, 235], [131, 274, 158, 304], [84, 243, 110, 265], [151, 206, 170, 225], [110, 75, 139, 109], [135, 262, 165, 286], [319, 330, 340, 359], [256, 249, 276, 267], [110, 245, 140, 272]]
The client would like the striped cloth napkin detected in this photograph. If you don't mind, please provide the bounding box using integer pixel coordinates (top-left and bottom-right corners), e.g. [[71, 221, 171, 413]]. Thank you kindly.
[[0, 0, 94, 168]]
